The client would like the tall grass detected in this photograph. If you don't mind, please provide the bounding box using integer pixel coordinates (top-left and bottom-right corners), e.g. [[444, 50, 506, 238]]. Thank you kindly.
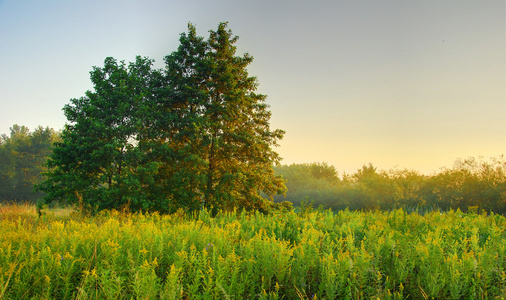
[[1, 204, 505, 299]]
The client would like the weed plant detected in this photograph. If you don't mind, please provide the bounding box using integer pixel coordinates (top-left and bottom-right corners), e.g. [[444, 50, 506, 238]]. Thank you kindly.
[[0, 204, 505, 299]]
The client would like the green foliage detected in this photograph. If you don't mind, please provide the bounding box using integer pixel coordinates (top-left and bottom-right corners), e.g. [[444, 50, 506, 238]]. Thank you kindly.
[[274, 162, 340, 207], [275, 156, 506, 214], [158, 22, 286, 214], [37, 56, 156, 213], [38, 23, 285, 214], [0, 125, 59, 202], [1, 205, 505, 299]]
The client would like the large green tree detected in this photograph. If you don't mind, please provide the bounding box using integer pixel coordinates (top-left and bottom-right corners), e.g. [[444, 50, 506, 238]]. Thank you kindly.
[[160, 23, 286, 213], [40, 23, 285, 213]]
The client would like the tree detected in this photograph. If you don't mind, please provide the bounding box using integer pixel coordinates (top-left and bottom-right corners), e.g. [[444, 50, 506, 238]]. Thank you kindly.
[[38, 57, 156, 211], [195, 23, 286, 212], [39, 22, 285, 214], [156, 22, 286, 213], [0, 125, 58, 202]]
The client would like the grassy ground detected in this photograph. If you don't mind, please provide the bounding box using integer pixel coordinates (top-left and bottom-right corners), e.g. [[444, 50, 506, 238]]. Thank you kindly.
[[1, 203, 505, 299]]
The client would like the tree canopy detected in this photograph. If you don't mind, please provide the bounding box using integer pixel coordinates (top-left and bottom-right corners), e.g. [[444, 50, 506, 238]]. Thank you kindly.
[[38, 23, 286, 214]]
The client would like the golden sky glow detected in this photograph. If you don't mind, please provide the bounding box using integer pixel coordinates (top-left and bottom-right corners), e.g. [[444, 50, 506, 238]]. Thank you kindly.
[[0, 0, 504, 174]]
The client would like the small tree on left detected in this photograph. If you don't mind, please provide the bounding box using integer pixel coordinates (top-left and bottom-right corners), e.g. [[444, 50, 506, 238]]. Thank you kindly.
[[38, 56, 158, 212]]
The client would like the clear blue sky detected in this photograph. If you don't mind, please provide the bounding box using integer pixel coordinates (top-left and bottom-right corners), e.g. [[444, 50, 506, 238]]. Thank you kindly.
[[1, 0, 504, 174]]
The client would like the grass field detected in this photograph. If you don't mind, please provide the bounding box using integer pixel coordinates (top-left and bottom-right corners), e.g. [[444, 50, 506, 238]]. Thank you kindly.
[[0, 203, 505, 299]]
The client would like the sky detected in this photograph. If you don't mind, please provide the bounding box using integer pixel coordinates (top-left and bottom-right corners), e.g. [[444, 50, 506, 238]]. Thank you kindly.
[[0, 0, 504, 175]]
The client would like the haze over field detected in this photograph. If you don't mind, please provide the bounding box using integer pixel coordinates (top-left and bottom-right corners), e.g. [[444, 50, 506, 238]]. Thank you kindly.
[[0, 0, 504, 174]]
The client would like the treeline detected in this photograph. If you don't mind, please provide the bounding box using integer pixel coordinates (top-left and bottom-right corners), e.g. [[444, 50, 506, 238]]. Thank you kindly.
[[273, 158, 506, 214], [2, 123, 505, 215], [0, 125, 59, 202]]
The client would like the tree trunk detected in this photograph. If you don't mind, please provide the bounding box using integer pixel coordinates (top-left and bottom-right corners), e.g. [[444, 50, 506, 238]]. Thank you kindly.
[[205, 134, 215, 209]]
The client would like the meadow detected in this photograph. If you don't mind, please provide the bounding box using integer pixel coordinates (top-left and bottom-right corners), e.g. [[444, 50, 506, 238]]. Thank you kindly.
[[1, 203, 505, 299]]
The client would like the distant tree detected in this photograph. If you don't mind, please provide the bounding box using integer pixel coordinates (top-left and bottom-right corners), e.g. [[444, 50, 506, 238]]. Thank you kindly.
[[0, 125, 58, 202], [273, 162, 339, 208], [429, 156, 506, 213], [310, 162, 339, 180], [387, 169, 428, 209]]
